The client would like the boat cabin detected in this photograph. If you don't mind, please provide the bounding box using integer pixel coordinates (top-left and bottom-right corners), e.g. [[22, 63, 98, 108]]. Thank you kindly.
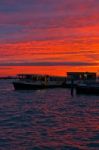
[[17, 74, 66, 83], [67, 72, 96, 81], [17, 74, 48, 81]]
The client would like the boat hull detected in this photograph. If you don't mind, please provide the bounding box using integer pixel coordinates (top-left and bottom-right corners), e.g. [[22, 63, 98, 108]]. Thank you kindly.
[[13, 82, 66, 90], [76, 85, 99, 95]]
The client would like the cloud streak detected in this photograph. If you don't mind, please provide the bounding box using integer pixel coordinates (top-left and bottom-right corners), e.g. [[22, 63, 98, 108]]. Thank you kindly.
[[0, 61, 98, 67], [0, 0, 99, 75], [0, 0, 99, 42]]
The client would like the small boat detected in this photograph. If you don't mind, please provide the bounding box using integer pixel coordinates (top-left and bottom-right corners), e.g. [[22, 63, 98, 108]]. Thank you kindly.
[[13, 74, 66, 90], [76, 81, 99, 95]]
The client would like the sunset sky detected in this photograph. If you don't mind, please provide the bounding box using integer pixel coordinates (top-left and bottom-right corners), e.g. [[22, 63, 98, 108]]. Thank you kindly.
[[0, 0, 99, 76]]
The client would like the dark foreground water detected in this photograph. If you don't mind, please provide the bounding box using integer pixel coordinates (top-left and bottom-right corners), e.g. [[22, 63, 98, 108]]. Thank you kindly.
[[0, 80, 99, 150]]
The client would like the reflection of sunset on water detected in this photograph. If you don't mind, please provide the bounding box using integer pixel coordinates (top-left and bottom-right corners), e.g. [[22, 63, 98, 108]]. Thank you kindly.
[[0, 81, 99, 149]]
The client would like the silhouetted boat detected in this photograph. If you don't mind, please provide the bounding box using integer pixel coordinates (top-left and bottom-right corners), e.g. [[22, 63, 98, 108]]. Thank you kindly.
[[76, 81, 99, 95], [13, 74, 66, 90]]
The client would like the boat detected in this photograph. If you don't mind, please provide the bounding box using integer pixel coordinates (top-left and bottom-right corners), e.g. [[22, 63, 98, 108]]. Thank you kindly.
[[13, 74, 66, 90], [76, 81, 99, 95]]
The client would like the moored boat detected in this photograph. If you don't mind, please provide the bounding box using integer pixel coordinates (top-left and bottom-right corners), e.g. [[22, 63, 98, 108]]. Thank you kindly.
[[76, 81, 99, 95], [13, 74, 66, 90]]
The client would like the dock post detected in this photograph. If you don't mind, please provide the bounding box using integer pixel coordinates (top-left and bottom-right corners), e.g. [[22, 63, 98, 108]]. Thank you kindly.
[[71, 78, 74, 96]]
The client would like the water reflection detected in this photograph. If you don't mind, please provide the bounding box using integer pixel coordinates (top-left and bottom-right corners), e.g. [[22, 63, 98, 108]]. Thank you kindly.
[[0, 80, 99, 150]]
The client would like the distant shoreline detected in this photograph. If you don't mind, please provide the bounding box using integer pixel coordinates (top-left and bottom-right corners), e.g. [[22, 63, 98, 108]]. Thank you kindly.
[[0, 76, 16, 79]]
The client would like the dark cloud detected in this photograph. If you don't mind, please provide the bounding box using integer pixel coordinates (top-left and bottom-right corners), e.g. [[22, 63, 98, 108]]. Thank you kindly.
[[0, 61, 98, 67], [0, 0, 99, 42]]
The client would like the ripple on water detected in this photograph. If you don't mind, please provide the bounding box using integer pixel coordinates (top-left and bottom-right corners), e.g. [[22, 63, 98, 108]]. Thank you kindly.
[[0, 80, 99, 150]]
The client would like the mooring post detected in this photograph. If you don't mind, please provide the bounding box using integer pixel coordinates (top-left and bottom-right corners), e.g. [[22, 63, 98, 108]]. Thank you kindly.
[[71, 78, 74, 96]]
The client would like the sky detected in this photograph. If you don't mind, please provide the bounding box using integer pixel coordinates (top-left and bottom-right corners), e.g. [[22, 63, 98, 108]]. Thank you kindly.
[[0, 0, 99, 76]]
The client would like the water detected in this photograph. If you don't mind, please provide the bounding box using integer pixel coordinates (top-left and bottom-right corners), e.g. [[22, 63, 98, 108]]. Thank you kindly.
[[0, 80, 99, 150]]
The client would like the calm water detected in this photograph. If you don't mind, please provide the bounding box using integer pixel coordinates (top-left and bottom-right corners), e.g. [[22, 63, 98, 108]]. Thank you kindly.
[[0, 80, 99, 150]]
